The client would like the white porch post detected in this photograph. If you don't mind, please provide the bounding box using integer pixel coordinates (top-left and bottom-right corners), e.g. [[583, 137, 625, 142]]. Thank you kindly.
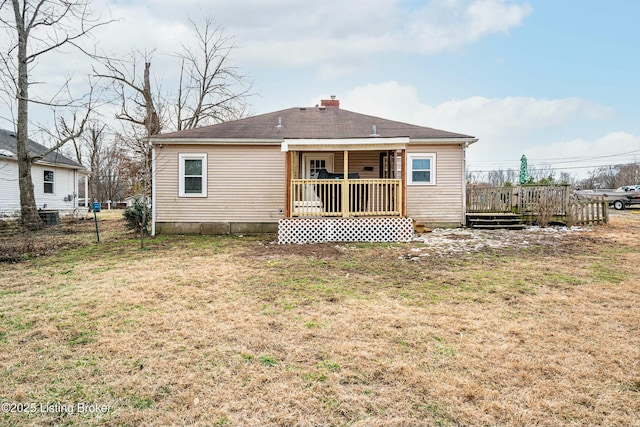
[[84, 174, 89, 207], [342, 150, 349, 218]]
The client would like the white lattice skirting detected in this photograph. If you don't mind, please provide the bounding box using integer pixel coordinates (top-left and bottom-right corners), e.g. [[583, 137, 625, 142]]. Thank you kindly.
[[278, 217, 414, 244]]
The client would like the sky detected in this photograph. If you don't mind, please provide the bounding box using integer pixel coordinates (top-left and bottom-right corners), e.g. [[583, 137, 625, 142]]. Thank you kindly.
[[2, 0, 640, 180]]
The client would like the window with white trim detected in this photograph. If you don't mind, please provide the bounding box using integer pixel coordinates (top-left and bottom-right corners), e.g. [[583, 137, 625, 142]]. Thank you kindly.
[[178, 153, 207, 197], [44, 170, 54, 194], [407, 153, 436, 185]]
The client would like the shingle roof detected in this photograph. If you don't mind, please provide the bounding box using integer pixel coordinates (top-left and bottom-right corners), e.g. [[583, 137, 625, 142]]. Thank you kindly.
[[0, 128, 84, 168], [151, 106, 475, 141]]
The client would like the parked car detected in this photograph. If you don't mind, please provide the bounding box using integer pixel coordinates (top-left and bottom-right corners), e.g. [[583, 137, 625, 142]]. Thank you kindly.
[[576, 185, 640, 210]]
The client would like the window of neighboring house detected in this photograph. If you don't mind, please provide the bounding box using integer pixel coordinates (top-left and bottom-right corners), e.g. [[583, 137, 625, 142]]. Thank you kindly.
[[44, 170, 54, 194], [178, 153, 207, 197], [407, 153, 436, 185]]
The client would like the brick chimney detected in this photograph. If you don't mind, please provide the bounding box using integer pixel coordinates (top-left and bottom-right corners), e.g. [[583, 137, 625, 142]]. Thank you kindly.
[[321, 95, 339, 108]]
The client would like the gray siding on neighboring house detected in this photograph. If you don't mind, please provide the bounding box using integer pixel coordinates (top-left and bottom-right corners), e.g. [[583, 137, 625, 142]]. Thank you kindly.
[[405, 144, 464, 226], [0, 160, 20, 215], [154, 144, 285, 224]]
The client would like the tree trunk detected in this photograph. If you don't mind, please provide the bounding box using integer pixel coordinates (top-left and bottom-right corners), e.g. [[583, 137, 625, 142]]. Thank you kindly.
[[143, 62, 161, 137], [14, 2, 42, 229], [141, 62, 159, 248]]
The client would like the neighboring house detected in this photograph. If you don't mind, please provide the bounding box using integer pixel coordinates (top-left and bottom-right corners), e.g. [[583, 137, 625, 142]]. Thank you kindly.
[[149, 98, 478, 243], [0, 129, 88, 217]]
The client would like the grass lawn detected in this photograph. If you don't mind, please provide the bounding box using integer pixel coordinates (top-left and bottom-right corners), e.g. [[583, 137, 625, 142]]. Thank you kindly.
[[0, 211, 639, 426]]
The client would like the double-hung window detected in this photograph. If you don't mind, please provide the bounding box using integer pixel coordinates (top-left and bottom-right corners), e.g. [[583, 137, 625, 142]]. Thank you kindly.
[[179, 153, 207, 197], [44, 170, 54, 194], [407, 153, 436, 185]]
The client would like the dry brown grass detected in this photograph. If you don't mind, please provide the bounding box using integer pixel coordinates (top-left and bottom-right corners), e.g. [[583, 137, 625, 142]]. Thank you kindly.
[[0, 211, 639, 426]]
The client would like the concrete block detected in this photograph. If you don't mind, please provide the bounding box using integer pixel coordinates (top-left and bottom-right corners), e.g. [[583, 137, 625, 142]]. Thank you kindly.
[[155, 222, 201, 234], [201, 222, 231, 235], [230, 222, 278, 234]]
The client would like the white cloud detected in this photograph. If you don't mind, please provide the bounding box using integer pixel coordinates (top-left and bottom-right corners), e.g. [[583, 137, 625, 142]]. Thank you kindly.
[[341, 81, 428, 120], [1, 0, 533, 118], [90, 0, 532, 74], [342, 81, 612, 137], [340, 81, 634, 178], [403, 0, 532, 55], [523, 132, 640, 168], [427, 96, 612, 139]]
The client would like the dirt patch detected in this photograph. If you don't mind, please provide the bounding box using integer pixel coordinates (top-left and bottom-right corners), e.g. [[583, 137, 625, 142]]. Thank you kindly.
[[243, 240, 346, 260], [243, 223, 608, 262], [0, 212, 128, 262]]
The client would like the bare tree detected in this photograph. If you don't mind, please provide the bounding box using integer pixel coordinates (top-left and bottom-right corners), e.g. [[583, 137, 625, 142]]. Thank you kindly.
[[466, 169, 480, 184], [558, 172, 574, 186], [594, 165, 617, 189], [579, 163, 640, 189], [74, 122, 129, 204], [0, 0, 111, 229], [95, 18, 251, 134], [175, 17, 251, 130], [95, 17, 251, 247], [486, 168, 517, 187], [615, 163, 640, 186], [528, 164, 556, 184]]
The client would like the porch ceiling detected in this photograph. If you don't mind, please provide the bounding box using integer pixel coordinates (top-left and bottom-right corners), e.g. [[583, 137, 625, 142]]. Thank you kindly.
[[281, 137, 409, 152]]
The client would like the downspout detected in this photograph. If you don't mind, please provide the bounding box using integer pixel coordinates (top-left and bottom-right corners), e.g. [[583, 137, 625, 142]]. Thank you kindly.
[[462, 142, 469, 226], [73, 169, 78, 209], [151, 145, 157, 236]]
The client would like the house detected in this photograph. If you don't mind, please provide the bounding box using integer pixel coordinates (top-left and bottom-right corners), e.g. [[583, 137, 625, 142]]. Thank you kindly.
[[149, 98, 477, 243], [0, 129, 88, 217]]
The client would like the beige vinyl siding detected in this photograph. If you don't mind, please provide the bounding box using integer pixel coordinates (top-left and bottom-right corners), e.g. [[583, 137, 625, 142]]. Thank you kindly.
[[297, 151, 380, 178], [405, 144, 464, 225], [155, 144, 285, 223], [333, 151, 380, 179]]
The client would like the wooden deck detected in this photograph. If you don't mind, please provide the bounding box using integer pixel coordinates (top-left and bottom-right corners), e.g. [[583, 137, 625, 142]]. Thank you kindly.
[[466, 185, 608, 226], [466, 213, 526, 230]]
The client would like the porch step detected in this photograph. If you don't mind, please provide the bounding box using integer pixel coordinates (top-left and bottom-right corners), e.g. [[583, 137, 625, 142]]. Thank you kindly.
[[466, 213, 526, 230], [471, 223, 527, 230]]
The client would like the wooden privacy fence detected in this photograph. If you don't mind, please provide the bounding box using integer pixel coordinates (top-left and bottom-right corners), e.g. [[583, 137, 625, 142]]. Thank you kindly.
[[566, 199, 609, 225], [466, 186, 514, 213], [466, 185, 608, 225]]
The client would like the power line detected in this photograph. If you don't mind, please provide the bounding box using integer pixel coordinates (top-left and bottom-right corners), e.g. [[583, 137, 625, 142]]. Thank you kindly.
[[526, 149, 640, 164], [468, 161, 639, 174], [469, 148, 640, 166]]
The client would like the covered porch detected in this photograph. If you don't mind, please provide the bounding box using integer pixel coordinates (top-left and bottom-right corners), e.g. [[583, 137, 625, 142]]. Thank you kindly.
[[279, 138, 414, 244], [283, 138, 407, 218]]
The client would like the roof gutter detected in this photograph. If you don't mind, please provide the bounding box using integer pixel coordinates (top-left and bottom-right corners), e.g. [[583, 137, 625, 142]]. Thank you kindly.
[[410, 137, 478, 145], [282, 137, 409, 152], [1, 155, 87, 172], [148, 138, 282, 145]]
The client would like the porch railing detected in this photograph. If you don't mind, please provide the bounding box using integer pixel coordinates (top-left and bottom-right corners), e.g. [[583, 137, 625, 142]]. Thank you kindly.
[[466, 185, 570, 215], [290, 179, 402, 217], [466, 185, 608, 225]]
